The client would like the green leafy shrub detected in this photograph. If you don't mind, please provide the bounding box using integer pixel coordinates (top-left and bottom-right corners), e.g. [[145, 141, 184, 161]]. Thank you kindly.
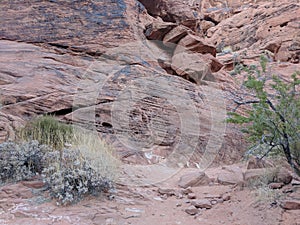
[[227, 55, 300, 176]]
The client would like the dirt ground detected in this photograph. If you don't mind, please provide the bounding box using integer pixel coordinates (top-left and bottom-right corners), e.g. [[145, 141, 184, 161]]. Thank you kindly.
[[0, 164, 299, 225]]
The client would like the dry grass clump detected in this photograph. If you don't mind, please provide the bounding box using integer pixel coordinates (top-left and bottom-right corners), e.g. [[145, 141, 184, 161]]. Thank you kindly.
[[1, 116, 119, 205], [246, 168, 285, 204], [19, 115, 74, 150]]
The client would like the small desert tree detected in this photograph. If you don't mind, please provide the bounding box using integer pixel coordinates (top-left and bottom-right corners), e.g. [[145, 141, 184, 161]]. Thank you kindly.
[[227, 56, 300, 176]]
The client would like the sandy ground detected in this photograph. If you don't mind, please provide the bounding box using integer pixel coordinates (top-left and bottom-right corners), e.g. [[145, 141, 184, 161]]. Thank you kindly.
[[0, 165, 299, 225]]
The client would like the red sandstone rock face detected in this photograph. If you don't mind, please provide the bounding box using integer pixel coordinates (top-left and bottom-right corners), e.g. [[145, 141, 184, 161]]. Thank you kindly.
[[0, 0, 299, 167], [207, 1, 300, 64], [0, 0, 246, 167], [1, 1, 300, 224]]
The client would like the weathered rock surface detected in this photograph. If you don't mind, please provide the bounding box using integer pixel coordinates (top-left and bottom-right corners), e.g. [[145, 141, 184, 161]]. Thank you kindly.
[[0, 1, 300, 224], [178, 171, 211, 188], [275, 168, 293, 185], [185, 205, 199, 215], [244, 167, 293, 185], [246, 156, 275, 169], [217, 166, 244, 185], [207, 1, 300, 63], [0, 0, 246, 167], [191, 199, 212, 209], [280, 200, 300, 210], [0, 163, 298, 224], [0, 0, 299, 168]]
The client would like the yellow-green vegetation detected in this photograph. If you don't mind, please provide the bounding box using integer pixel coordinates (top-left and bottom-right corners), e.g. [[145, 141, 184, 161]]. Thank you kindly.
[[247, 168, 284, 204], [18, 115, 119, 181], [246, 168, 278, 189], [254, 185, 284, 204], [19, 115, 74, 150], [72, 129, 120, 182]]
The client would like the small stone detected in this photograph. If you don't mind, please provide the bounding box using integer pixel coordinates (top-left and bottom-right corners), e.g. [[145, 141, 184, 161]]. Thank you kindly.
[[268, 182, 284, 189], [280, 200, 300, 210], [161, 194, 168, 200], [181, 187, 193, 195], [222, 193, 231, 201], [211, 200, 218, 205], [158, 188, 175, 196], [291, 179, 300, 186], [217, 199, 224, 204], [191, 199, 212, 209], [125, 208, 144, 213], [185, 206, 199, 215], [153, 197, 164, 202], [176, 192, 184, 199], [204, 194, 221, 199], [187, 193, 197, 199], [176, 203, 182, 207], [282, 186, 293, 193], [21, 180, 45, 189]]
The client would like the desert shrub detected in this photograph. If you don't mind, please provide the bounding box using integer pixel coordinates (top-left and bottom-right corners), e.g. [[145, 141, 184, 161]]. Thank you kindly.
[[0, 140, 50, 184], [254, 185, 284, 204], [227, 55, 300, 176], [19, 116, 74, 150], [42, 148, 113, 205], [72, 129, 119, 182], [2, 116, 119, 204], [246, 168, 278, 189], [0, 138, 118, 205], [42, 129, 119, 205]]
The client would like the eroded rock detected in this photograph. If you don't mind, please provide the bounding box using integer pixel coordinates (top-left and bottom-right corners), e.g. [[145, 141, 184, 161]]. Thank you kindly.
[[185, 205, 199, 215], [217, 166, 244, 185], [280, 200, 300, 210], [178, 171, 211, 188], [191, 199, 212, 209]]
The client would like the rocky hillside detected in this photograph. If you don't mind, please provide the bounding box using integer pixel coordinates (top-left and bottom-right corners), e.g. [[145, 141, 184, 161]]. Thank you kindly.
[[0, 0, 299, 168], [1, 1, 300, 225]]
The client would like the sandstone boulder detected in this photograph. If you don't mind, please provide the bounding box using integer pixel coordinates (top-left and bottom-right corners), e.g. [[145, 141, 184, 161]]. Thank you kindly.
[[275, 168, 292, 185], [171, 52, 212, 84], [175, 33, 216, 56], [280, 200, 300, 210], [246, 156, 275, 169], [244, 168, 274, 183], [178, 171, 210, 188], [244, 167, 293, 185], [163, 25, 189, 46], [191, 199, 212, 209], [187, 193, 197, 199], [185, 205, 199, 215], [139, 0, 199, 29], [217, 166, 244, 185], [145, 20, 177, 40], [158, 188, 176, 196], [268, 182, 284, 189]]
